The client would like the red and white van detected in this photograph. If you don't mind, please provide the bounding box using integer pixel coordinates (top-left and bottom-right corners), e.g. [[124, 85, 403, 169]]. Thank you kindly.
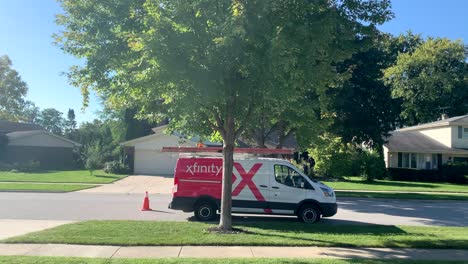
[[168, 156, 337, 223]]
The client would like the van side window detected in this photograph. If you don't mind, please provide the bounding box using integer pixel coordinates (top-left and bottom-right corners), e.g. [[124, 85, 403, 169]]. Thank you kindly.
[[274, 164, 312, 189]]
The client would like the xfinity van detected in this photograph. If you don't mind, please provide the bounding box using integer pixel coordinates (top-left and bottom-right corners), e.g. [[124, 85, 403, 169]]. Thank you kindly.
[[168, 156, 337, 223]]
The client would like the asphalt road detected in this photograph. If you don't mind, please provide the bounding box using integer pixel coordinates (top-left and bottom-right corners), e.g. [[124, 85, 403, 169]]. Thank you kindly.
[[1, 192, 467, 226]]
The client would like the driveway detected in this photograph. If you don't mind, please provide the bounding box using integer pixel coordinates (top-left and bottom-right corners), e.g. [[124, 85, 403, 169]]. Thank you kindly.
[[79, 175, 173, 194]]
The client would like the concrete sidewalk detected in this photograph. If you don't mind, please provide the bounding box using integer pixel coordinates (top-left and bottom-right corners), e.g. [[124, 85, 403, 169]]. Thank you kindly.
[[0, 244, 467, 261], [0, 220, 74, 240]]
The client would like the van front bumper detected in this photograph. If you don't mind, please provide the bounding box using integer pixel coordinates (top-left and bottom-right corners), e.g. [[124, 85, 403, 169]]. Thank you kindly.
[[320, 203, 338, 217]]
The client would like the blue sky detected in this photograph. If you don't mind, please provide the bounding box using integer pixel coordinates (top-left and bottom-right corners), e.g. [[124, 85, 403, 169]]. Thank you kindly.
[[0, 0, 467, 125]]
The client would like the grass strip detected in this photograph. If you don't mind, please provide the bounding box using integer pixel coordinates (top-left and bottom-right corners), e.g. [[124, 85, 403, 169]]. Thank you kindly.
[[336, 191, 468, 200], [0, 256, 464, 264], [0, 170, 125, 184], [0, 183, 97, 192], [324, 177, 468, 193], [4, 221, 468, 249]]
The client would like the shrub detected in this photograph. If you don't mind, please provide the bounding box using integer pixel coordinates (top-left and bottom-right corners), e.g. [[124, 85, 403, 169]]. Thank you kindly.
[[12, 160, 41, 173], [104, 160, 130, 175], [360, 151, 387, 181], [439, 163, 468, 184], [309, 133, 360, 178], [388, 168, 441, 182], [0, 161, 14, 171], [388, 164, 468, 184], [85, 143, 102, 175]]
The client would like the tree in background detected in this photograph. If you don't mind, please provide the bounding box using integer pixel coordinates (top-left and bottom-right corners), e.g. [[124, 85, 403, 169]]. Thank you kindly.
[[21, 101, 41, 124], [85, 142, 101, 175], [328, 34, 400, 149], [0, 55, 28, 121], [56, 0, 392, 230], [64, 108, 77, 138], [37, 108, 65, 135], [384, 38, 468, 125]]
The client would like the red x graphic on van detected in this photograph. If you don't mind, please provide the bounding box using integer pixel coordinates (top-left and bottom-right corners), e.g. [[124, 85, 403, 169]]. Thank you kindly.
[[232, 163, 263, 198], [232, 163, 272, 213]]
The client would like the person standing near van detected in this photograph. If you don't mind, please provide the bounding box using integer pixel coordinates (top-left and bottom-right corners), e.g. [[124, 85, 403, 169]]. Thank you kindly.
[[309, 157, 316, 172]]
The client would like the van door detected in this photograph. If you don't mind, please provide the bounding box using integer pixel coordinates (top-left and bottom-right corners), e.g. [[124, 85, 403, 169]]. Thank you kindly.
[[268, 164, 311, 214], [231, 161, 271, 214]]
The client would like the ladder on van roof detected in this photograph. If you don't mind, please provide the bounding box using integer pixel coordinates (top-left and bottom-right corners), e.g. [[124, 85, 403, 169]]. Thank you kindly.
[[161, 147, 293, 155]]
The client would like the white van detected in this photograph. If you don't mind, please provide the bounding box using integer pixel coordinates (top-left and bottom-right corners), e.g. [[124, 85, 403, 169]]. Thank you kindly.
[[169, 156, 337, 223]]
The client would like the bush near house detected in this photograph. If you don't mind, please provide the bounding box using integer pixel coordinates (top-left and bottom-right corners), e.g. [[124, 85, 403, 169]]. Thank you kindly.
[[389, 163, 468, 184], [103, 161, 130, 175]]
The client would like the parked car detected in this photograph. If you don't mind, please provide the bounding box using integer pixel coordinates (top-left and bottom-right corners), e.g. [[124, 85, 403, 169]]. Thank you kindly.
[[169, 156, 337, 223]]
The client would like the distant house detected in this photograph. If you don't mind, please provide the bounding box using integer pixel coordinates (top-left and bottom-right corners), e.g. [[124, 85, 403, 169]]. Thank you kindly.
[[121, 125, 204, 175], [121, 124, 299, 176], [0, 120, 81, 169], [383, 115, 468, 170]]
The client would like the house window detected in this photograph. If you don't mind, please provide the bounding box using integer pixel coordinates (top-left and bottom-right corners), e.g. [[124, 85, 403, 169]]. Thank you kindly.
[[432, 154, 438, 169], [410, 153, 417, 168], [464, 127, 468, 138], [458, 126, 468, 139], [397, 152, 417, 169]]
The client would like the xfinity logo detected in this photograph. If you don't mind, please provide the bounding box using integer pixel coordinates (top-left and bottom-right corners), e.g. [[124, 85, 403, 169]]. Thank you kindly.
[[186, 163, 223, 176]]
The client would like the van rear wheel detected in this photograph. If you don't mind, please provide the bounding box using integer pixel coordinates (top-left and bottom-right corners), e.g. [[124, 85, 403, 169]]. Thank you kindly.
[[194, 201, 216, 221], [298, 204, 321, 223]]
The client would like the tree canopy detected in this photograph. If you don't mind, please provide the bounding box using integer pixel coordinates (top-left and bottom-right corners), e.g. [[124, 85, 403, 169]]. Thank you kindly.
[[384, 38, 468, 125], [0, 55, 28, 121], [56, 0, 392, 230], [37, 108, 65, 135]]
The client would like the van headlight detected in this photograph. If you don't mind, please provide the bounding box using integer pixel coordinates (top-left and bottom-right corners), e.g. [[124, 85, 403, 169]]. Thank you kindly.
[[320, 187, 334, 197]]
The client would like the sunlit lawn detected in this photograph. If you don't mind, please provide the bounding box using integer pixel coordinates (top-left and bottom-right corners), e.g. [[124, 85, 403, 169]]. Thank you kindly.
[[324, 177, 468, 193], [5, 221, 468, 249], [0, 256, 462, 264], [0, 183, 96, 192], [0, 170, 125, 184]]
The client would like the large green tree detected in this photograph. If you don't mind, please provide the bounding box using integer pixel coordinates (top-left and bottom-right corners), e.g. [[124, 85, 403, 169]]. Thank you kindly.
[[37, 108, 65, 135], [22, 101, 41, 123], [0, 55, 28, 121], [56, 0, 392, 230], [64, 108, 77, 138], [327, 34, 400, 148], [384, 38, 468, 125]]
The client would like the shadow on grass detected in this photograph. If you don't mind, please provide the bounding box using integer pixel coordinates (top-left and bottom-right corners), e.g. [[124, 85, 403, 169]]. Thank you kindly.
[[93, 174, 121, 179], [236, 222, 407, 235], [193, 216, 407, 235]]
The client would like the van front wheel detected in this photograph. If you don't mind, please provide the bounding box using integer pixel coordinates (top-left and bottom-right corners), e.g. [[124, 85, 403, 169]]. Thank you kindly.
[[194, 201, 216, 221], [298, 204, 321, 223]]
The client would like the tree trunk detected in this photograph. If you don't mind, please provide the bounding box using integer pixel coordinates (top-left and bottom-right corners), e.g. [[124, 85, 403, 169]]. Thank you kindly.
[[219, 115, 235, 231]]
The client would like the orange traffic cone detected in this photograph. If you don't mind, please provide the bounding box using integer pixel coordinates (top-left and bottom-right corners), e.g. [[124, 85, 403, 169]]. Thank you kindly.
[[141, 191, 152, 211]]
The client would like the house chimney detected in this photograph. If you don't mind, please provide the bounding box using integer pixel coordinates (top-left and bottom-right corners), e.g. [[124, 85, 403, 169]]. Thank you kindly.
[[441, 114, 449, 120]]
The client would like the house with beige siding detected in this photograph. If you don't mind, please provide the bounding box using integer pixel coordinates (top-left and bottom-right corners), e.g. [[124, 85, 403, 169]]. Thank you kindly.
[[383, 115, 468, 170]]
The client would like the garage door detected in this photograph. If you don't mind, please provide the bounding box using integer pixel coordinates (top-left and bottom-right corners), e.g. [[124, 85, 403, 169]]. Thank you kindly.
[[134, 149, 178, 175]]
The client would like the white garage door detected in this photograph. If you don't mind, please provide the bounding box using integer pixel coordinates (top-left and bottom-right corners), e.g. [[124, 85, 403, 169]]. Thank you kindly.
[[134, 149, 178, 175]]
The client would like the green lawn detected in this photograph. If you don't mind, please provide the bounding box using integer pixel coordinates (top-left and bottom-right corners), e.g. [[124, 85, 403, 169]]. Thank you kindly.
[[5, 221, 468, 249], [336, 191, 468, 200], [0, 183, 97, 192], [0, 170, 125, 184], [0, 256, 462, 264], [324, 177, 468, 193]]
